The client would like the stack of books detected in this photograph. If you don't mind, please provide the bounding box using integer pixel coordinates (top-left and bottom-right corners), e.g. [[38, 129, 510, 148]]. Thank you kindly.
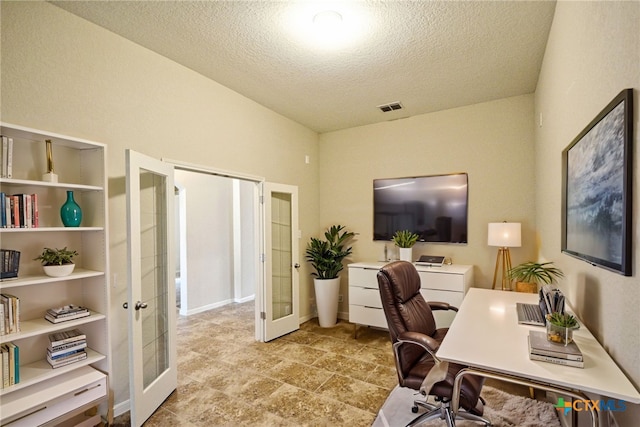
[[528, 330, 583, 368], [45, 305, 90, 324], [0, 293, 20, 334], [47, 329, 87, 369], [0, 342, 19, 388]]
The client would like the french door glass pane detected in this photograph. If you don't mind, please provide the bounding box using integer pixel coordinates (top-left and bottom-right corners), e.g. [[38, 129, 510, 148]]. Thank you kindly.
[[271, 192, 292, 321], [139, 169, 169, 389]]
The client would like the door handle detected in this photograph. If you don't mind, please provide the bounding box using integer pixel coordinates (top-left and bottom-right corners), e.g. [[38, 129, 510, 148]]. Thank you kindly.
[[294, 263, 300, 269], [123, 302, 128, 309], [135, 301, 148, 310]]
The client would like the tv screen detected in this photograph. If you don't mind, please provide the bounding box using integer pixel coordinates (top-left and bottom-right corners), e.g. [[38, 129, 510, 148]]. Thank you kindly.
[[561, 88, 633, 276], [373, 173, 468, 243]]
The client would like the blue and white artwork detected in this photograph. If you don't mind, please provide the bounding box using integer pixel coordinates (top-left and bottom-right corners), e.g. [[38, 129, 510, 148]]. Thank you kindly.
[[566, 101, 625, 264]]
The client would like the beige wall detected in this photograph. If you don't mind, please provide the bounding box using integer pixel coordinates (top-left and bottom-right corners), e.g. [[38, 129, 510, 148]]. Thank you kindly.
[[318, 94, 538, 307], [535, 1, 640, 423], [1, 1, 319, 409]]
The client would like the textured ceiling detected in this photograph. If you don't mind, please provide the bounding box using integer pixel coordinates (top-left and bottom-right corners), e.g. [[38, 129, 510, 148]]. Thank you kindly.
[[51, 1, 556, 133]]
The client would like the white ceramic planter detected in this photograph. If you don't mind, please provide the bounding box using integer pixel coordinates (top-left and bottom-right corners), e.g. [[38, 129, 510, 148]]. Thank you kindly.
[[43, 263, 75, 277], [399, 247, 413, 262], [314, 277, 340, 327]]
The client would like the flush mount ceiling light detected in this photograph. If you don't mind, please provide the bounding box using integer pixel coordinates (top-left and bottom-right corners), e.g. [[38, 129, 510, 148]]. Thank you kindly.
[[313, 10, 343, 28], [281, 3, 369, 50]]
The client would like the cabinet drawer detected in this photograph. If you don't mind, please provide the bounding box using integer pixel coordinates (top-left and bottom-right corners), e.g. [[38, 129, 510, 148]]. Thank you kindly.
[[420, 289, 463, 307], [349, 305, 388, 329], [349, 286, 382, 308], [348, 267, 379, 287], [418, 271, 464, 292], [2, 367, 107, 427]]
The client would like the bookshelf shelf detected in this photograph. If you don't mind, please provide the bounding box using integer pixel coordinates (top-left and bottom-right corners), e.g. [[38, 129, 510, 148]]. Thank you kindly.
[[0, 122, 111, 425], [0, 312, 105, 345], [0, 348, 105, 396], [0, 269, 104, 289]]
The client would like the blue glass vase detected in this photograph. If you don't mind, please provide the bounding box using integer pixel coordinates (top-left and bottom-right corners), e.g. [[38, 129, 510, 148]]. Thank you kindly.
[[60, 190, 82, 227]]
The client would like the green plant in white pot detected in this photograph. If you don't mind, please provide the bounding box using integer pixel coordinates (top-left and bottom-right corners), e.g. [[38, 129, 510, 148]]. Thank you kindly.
[[392, 230, 419, 262], [34, 247, 78, 277], [305, 225, 355, 327]]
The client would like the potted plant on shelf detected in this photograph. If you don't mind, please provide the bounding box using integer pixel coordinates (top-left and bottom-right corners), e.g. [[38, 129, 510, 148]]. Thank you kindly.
[[508, 261, 564, 293], [305, 225, 355, 327], [546, 312, 579, 345], [392, 230, 419, 262], [34, 247, 78, 277]]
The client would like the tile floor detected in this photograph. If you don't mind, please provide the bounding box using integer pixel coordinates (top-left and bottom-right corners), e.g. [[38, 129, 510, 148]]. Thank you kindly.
[[114, 301, 529, 426]]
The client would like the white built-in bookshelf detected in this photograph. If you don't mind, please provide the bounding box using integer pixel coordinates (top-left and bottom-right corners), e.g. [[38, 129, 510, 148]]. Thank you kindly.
[[0, 123, 111, 425]]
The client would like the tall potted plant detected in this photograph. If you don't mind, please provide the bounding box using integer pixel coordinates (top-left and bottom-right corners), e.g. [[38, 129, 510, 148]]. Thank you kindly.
[[305, 225, 355, 327], [392, 230, 419, 262], [508, 261, 564, 293]]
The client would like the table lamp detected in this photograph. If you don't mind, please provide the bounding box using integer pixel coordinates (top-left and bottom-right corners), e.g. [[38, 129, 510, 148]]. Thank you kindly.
[[488, 222, 521, 290]]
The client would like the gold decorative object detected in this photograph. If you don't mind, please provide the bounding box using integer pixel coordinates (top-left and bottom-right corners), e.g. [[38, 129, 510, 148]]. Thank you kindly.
[[42, 139, 58, 183]]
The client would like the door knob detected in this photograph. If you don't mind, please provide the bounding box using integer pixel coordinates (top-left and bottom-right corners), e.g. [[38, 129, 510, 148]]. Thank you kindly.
[[135, 301, 148, 310], [122, 302, 128, 309], [294, 263, 300, 269]]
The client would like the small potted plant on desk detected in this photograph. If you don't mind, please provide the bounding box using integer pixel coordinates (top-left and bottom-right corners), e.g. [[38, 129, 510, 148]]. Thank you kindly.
[[508, 261, 564, 293], [392, 230, 419, 262], [546, 312, 579, 345], [34, 247, 78, 277], [305, 225, 355, 328]]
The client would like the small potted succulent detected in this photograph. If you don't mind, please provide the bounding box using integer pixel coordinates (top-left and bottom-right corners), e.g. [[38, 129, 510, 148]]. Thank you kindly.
[[34, 247, 78, 277], [546, 312, 579, 345], [392, 230, 419, 262]]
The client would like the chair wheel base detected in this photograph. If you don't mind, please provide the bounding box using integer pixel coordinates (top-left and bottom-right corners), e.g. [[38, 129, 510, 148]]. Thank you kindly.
[[411, 406, 419, 413]]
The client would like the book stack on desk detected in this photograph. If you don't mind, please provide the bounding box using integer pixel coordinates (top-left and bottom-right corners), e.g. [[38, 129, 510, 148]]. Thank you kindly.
[[528, 330, 584, 368]]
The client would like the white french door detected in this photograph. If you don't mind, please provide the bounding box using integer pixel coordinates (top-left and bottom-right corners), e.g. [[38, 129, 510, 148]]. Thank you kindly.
[[125, 149, 177, 426], [261, 182, 300, 341]]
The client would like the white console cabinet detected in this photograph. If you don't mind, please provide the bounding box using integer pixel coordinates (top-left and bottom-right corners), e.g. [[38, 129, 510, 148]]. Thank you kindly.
[[348, 262, 473, 336]]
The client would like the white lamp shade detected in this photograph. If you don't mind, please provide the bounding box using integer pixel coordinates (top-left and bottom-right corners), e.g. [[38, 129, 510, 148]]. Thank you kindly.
[[488, 222, 521, 247]]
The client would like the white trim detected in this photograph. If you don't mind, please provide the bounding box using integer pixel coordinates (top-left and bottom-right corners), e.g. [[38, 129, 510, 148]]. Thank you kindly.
[[113, 400, 130, 418], [162, 158, 264, 183], [235, 294, 255, 304]]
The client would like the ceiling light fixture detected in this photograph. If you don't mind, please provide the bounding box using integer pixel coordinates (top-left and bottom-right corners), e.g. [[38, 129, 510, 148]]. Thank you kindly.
[[281, 3, 369, 51], [313, 10, 343, 28]]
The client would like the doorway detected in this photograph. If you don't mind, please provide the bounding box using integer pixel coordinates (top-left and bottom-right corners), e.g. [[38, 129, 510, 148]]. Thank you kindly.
[[173, 169, 259, 318]]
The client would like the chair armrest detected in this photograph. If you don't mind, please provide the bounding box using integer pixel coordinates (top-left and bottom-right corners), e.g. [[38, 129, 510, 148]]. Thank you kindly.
[[428, 301, 459, 312], [398, 331, 440, 354]]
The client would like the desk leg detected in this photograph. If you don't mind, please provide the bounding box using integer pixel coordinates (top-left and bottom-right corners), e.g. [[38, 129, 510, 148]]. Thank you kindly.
[[451, 368, 599, 427]]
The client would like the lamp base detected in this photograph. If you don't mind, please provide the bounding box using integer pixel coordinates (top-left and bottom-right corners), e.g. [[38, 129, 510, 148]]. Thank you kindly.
[[491, 247, 513, 291]]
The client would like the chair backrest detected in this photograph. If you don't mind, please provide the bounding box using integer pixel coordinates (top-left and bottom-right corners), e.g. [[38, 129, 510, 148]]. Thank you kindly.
[[377, 261, 438, 374]]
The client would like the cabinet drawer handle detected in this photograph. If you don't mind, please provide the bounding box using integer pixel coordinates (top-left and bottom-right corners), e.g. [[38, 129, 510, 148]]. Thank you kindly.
[[75, 383, 102, 396], [5, 406, 47, 424], [364, 306, 381, 309]]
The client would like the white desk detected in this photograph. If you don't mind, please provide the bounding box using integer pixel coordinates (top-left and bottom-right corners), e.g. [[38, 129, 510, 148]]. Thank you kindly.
[[436, 288, 640, 427]]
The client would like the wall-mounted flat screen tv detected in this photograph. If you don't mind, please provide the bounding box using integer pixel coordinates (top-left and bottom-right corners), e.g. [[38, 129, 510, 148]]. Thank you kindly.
[[373, 173, 468, 243], [561, 88, 633, 276]]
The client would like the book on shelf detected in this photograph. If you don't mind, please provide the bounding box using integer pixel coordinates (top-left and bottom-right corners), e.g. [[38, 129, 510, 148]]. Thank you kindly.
[[1, 344, 9, 388], [47, 346, 86, 360], [48, 328, 86, 347], [47, 350, 87, 369], [45, 311, 91, 323], [48, 341, 87, 358], [45, 304, 90, 324], [0, 293, 20, 334], [0, 193, 39, 228], [528, 330, 584, 368], [0, 135, 12, 179], [0, 249, 21, 281]]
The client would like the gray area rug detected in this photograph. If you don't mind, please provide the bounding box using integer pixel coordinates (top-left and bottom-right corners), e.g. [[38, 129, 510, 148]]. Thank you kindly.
[[373, 385, 561, 427]]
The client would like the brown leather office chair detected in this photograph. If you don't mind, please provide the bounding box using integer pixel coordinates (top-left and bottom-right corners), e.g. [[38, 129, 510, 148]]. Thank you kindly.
[[377, 261, 490, 426]]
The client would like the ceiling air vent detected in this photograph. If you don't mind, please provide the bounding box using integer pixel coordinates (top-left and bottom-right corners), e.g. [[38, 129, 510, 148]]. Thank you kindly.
[[377, 102, 403, 113]]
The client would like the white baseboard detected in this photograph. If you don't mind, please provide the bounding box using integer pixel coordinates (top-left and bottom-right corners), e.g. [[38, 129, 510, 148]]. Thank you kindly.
[[113, 400, 130, 418], [180, 295, 255, 316]]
